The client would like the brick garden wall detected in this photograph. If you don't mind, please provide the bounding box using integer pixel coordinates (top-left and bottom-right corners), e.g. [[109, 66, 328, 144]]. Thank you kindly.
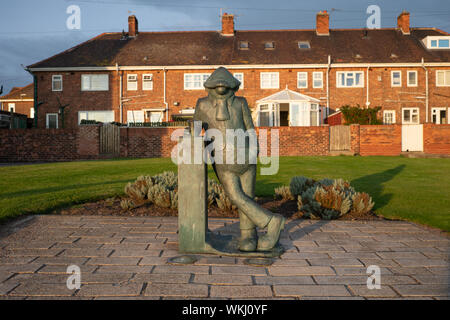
[[1, 124, 449, 162], [359, 124, 402, 156], [423, 124, 450, 155]]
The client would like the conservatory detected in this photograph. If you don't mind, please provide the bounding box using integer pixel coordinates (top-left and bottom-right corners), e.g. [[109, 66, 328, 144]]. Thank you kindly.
[[255, 88, 322, 127]]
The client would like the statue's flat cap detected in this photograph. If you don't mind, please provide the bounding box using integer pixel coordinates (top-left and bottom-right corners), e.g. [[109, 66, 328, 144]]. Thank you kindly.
[[204, 67, 241, 89]]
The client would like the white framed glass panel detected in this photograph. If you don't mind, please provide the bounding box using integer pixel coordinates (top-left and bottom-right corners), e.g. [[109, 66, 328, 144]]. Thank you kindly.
[[184, 73, 210, 90], [233, 73, 244, 89], [391, 71, 402, 87], [52, 75, 63, 91], [432, 108, 447, 124], [46, 113, 58, 128], [337, 72, 364, 88], [30, 108, 34, 118], [127, 74, 138, 91], [8, 103, 15, 112], [297, 72, 308, 88], [127, 110, 145, 125], [81, 74, 109, 91], [407, 71, 417, 87], [310, 103, 319, 126], [436, 70, 450, 86], [402, 108, 419, 124], [383, 110, 396, 124], [78, 110, 114, 124], [313, 72, 323, 88], [142, 74, 153, 90], [260, 72, 279, 89]]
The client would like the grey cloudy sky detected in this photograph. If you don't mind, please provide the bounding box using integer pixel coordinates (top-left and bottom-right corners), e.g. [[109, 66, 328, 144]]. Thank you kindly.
[[0, 0, 449, 93]]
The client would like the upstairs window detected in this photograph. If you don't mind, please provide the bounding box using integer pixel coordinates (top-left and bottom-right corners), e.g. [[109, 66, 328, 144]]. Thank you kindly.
[[264, 41, 275, 49], [52, 75, 63, 91], [407, 71, 417, 87], [239, 41, 249, 49], [142, 74, 153, 90], [127, 74, 138, 91], [436, 70, 450, 86], [298, 41, 310, 49], [81, 74, 109, 91], [297, 72, 308, 88], [233, 73, 244, 89], [391, 71, 402, 87], [337, 71, 364, 88], [184, 73, 210, 90], [260, 72, 279, 89], [427, 36, 450, 49], [313, 72, 323, 88]]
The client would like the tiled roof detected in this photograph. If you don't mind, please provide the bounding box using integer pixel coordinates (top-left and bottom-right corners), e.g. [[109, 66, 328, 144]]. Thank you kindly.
[[28, 28, 450, 69], [0, 83, 34, 100]]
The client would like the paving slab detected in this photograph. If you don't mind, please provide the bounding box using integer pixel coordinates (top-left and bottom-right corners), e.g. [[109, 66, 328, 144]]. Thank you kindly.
[[0, 215, 448, 300]]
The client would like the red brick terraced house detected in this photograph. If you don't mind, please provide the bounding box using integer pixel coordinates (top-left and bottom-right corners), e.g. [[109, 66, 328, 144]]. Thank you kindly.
[[0, 83, 35, 118], [26, 11, 450, 130]]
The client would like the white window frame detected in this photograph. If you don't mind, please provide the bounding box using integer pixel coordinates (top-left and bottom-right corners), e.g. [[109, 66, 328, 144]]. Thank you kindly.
[[233, 73, 244, 89], [81, 74, 109, 91], [336, 71, 364, 88], [298, 41, 310, 49], [260, 72, 279, 89], [383, 110, 396, 124], [431, 107, 447, 124], [312, 72, 323, 88], [184, 73, 210, 90], [402, 108, 419, 124], [144, 110, 163, 123], [297, 72, 308, 88], [78, 110, 115, 125], [407, 70, 418, 87], [46, 113, 58, 129], [30, 107, 34, 118], [391, 71, 402, 87], [8, 103, 15, 112], [52, 75, 63, 92], [142, 74, 153, 90], [127, 110, 145, 125], [436, 70, 450, 87], [127, 74, 138, 91], [426, 36, 450, 49]]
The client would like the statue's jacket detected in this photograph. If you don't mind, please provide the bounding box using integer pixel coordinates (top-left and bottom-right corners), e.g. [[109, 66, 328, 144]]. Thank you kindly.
[[193, 94, 258, 175]]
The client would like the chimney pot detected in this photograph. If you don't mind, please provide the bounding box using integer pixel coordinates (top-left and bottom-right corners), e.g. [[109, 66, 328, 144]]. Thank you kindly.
[[128, 15, 138, 37], [316, 11, 330, 36], [221, 13, 234, 36], [397, 11, 410, 35]]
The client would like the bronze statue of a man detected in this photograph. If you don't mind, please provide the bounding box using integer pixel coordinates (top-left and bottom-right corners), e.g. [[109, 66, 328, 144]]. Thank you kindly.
[[193, 67, 285, 252]]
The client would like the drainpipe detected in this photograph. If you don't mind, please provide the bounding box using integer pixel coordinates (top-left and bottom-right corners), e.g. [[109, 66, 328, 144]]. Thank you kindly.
[[421, 57, 429, 123], [366, 66, 370, 108], [326, 55, 331, 119], [163, 67, 169, 121], [117, 63, 123, 123]]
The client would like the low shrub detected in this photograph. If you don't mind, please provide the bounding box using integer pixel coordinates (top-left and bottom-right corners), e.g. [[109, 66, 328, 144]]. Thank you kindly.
[[292, 176, 374, 220]]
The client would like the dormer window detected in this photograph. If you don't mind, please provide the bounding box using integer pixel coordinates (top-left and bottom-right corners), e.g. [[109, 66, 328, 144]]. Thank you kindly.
[[298, 41, 310, 49], [424, 36, 450, 49], [264, 41, 275, 50], [239, 41, 249, 49]]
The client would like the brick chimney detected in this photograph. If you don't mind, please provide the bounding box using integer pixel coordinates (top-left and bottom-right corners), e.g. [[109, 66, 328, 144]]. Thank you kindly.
[[128, 15, 138, 37], [316, 10, 330, 36], [221, 13, 234, 36], [397, 11, 410, 35]]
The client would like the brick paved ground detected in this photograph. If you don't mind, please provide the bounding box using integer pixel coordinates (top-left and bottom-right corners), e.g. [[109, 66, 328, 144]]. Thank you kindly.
[[0, 215, 448, 300]]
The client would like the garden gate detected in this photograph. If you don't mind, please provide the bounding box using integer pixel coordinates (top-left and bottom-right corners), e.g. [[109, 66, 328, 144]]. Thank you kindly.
[[99, 124, 120, 156]]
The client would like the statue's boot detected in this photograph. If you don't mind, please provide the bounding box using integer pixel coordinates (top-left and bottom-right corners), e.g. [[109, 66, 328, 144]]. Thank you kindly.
[[257, 214, 286, 251], [239, 228, 257, 252]]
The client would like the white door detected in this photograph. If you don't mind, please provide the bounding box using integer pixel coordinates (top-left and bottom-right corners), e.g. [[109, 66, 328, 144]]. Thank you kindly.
[[289, 103, 300, 126], [402, 124, 423, 152]]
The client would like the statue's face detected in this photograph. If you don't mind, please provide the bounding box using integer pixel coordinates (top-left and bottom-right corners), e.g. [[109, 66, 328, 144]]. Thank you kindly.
[[214, 86, 229, 95]]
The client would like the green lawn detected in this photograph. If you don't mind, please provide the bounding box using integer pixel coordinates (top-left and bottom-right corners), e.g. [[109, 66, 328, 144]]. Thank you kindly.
[[0, 156, 449, 231]]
